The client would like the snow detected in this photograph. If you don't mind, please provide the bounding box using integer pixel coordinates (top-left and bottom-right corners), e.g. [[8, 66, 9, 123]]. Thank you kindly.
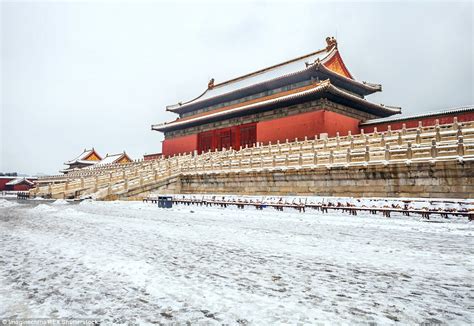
[[168, 194, 474, 213], [0, 200, 472, 324], [0, 199, 19, 208], [51, 199, 70, 206], [97, 153, 123, 166], [173, 48, 332, 108], [5, 178, 34, 186]]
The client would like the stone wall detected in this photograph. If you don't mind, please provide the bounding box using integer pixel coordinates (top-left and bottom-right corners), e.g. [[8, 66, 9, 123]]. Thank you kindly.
[[174, 160, 473, 199]]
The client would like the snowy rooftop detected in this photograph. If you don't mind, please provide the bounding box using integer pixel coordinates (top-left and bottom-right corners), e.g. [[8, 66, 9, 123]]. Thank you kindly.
[[65, 148, 102, 165], [5, 178, 34, 186], [97, 152, 130, 166], [168, 46, 336, 111], [154, 81, 400, 131], [361, 105, 474, 125]]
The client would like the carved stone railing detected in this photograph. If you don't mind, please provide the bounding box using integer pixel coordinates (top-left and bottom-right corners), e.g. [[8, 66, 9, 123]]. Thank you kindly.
[[32, 119, 474, 199]]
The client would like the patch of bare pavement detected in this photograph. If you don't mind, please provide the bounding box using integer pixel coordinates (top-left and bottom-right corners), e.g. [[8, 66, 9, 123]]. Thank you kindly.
[[0, 199, 472, 324]]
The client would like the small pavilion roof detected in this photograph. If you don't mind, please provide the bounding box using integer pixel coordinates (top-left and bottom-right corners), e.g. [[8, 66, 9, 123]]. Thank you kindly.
[[153, 80, 400, 132], [97, 152, 132, 166], [361, 105, 474, 125], [6, 178, 34, 186], [167, 38, 381, 114], [64, 148, 102, 165]]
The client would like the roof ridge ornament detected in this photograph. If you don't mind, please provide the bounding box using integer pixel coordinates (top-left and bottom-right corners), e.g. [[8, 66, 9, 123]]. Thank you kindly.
[[208, 78, 215, 90], [325, 36, 337, 51]]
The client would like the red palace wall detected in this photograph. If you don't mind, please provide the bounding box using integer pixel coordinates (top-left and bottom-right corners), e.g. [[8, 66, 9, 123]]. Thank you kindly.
[[161, 110, 473, 157], [162, 134, 198, 156], [7, 184, 32, 191], [362, 111, 474, 133], [0, 178, 14, 191], [257, 110, 360, 144], [162, 110, 361, 156]]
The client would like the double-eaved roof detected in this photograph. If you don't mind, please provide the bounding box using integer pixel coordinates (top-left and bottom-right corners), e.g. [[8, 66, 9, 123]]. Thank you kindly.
[[154, 37, 400, 133], [61, 149, 133, 173], [153, 80, 400, 132]]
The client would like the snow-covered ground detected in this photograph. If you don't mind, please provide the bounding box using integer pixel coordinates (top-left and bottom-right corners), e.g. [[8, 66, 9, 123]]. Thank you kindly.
[[0, 199, 472, 324]]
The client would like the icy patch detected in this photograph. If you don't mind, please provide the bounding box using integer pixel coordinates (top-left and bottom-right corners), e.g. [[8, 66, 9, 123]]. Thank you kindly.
[[0, 199, 18, 208]]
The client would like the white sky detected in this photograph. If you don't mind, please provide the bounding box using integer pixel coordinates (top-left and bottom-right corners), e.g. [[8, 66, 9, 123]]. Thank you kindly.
[[1, 0, 473, 175]]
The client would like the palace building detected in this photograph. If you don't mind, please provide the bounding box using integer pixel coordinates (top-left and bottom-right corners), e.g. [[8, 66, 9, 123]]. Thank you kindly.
[[61, 149, 133, 174], [152, 37, 403, 156], [62, 148, 102, 173], [153, 37, 473, 157]]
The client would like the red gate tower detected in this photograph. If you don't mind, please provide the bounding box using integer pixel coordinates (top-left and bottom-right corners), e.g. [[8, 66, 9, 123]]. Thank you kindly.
[[152, 37, 401, 157]]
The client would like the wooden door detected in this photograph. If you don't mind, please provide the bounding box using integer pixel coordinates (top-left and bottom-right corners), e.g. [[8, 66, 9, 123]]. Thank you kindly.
[[217, 129, 232, 150], [198, 131, 213, 153], [240, 124, 256, 148]]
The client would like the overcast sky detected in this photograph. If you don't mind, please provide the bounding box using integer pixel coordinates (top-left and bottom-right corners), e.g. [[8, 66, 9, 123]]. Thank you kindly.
[[1, 0, 473, 175]]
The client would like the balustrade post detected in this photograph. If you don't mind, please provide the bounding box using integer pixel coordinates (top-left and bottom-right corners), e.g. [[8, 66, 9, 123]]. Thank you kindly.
[[124, 178, 128, 191], [313, 152, 318, 166], [452, 117, 458, 131], [416, 129, 421, 144], [364, 146, 370, 162], [329, 150, 334, 164], [298, 152, 303, 166], [435, 126, 441, 142], [272, 155, 276, 167], [346, 148, 351, 163], [285, 154, 289, 166], [385, 144, 391, 161], [397, 132, 403, 145], [431, 139, 438, 158], [387, 125, 392, 136], [402, 123, 407, 135], [457, 124, 463, 138], [457, 136, 465, 157], [380, 134, 385, 147], [407, 141, 413, 160]]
